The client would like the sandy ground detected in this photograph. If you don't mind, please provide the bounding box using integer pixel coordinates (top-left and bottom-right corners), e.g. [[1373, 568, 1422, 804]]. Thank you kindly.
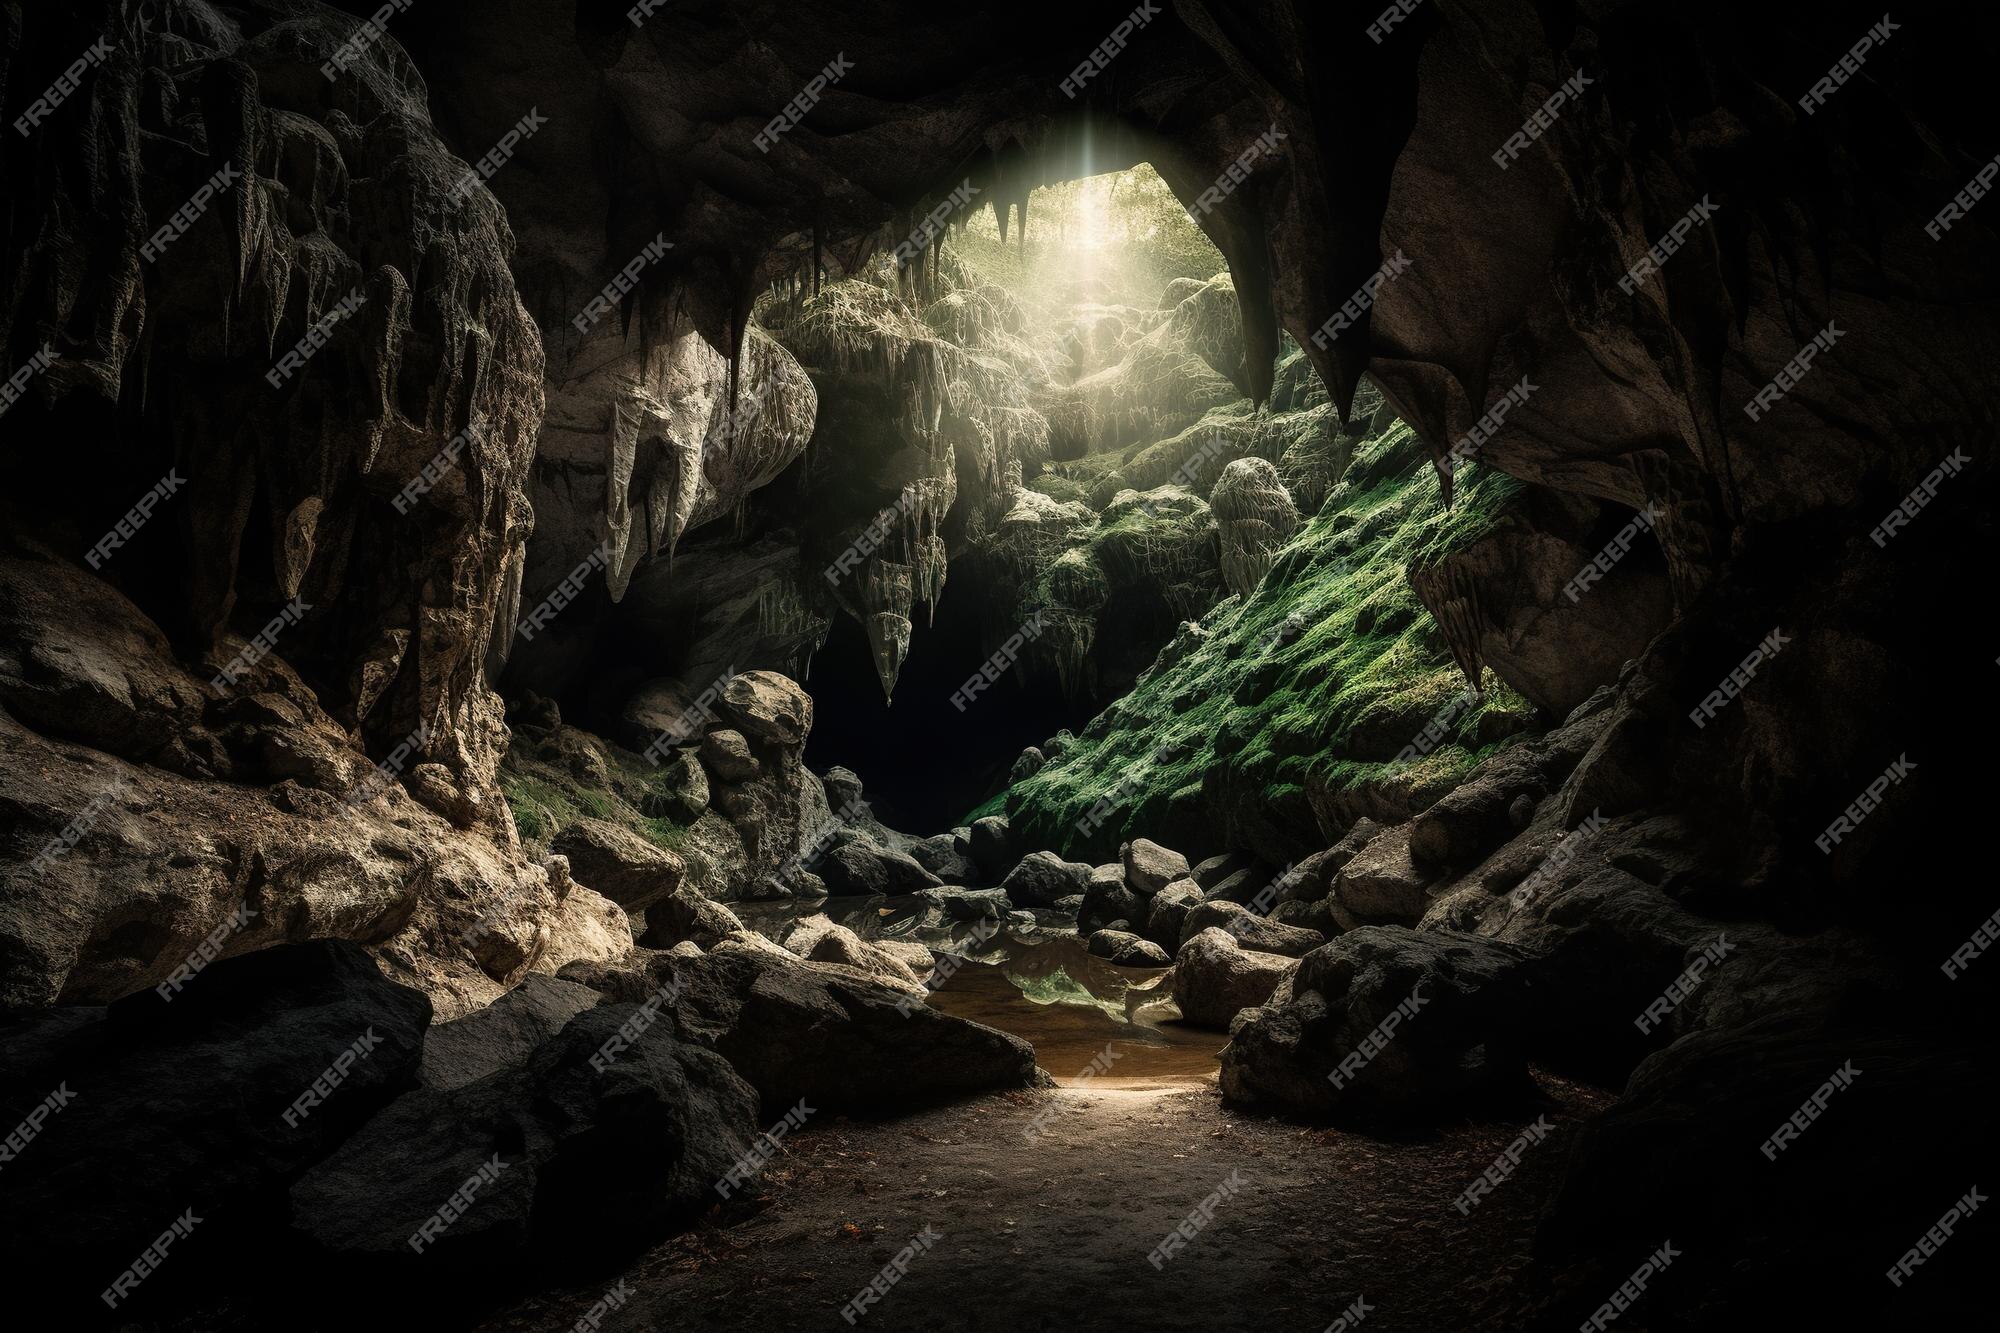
[[476, 1074, 1609, 1333]]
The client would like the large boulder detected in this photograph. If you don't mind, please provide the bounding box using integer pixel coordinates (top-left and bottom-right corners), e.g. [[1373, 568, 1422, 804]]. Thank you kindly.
[[1180, 901, 1326, 957], [1221, 927, 1538, 1121], [1330, 823, 1439, 926], [642, 937, 1041, 1113], [1172, 928, 1295, 1030], [817, 835, 942, 897], [699, 728, 761, 783], [801, 923, 928, 995], [908, 831, 979, 884], [912, 886, 1012, 920], [1079, 864, 1143, 933], [550, 817, 684, 911], [717, 670, 813, 749], [0, 943, 430, 1310], [418, 975, 604, 1092], [1145, 879, 1205, 949], [1086, 929, 1171, 968], [637, 888, 745, 950], [1121, 838, 1190, 896], [292, 1001, 758, 1268], [999, 850, 1093, 909], [968, 815, 1016, 881]]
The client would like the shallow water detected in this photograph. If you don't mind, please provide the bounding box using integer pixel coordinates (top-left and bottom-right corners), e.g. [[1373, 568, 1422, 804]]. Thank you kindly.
[[734, 895, 1226, 1088]]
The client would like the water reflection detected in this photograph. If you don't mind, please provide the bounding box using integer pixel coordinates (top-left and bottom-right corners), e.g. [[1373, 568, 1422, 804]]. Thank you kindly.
[[735, 895, 1225, 1088]]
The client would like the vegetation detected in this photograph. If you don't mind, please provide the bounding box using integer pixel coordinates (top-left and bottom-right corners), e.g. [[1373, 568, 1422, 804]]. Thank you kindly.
[[502, 732, 690, 854]]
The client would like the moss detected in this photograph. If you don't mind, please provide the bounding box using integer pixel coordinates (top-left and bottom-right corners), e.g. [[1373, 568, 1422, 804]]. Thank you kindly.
[[1005, 419, 1530, 863], [502, 740, 693, 856]]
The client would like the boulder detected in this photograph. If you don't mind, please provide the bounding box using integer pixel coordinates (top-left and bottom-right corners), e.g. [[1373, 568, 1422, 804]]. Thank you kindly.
[[699, 728, 760, 783], [1190, 850, 1257, 889], [1145, 879, 1204, 949], [1051, 893, 1085, 915], [1000, 850, 1093, 908], [1179, 901, 1326, 956], [968, 815, 1016, 881], [1121, 837, 1189, 895], [872, 940, 936, 976], [1330, 822, 1438, 926], [1220, 927, 1537, 1121], [1202, 866, 1266, 904], [292, 1001, 758, 1267], [0, 943, 429, 1297], [418, 974, 603, 1092], [911, 886, 1012, 920], [642, 749, 710, 824], [550, 818, 684, 910], [718, 670, 812, 749], [908, 831, 979, 884], [1086, 929, 1171, 968], [818, 836, 942, 897], [647, 938, 1042, 1112], [1079, 864, 1143, 933], [637, 888, 744, 950], [1009, 746, 1047, 783], [803, 923, 928, 994], [1172, 928, 1295, 1029]]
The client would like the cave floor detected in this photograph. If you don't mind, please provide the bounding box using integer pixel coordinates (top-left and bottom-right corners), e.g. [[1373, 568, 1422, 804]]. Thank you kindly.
[[476, 1077, 1609, 1332]]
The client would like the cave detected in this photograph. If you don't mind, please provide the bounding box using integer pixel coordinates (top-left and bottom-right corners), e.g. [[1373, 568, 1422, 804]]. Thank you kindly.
[[1, 1, 1995, 1329]]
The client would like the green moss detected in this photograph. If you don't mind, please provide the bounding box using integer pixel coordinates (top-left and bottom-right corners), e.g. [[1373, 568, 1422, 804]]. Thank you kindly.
[[503, 742, 694, 856], [1005, 419, 1529, 862]]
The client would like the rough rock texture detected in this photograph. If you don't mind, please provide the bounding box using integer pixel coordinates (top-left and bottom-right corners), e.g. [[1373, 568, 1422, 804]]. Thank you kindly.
[[1086, 929, 1171, 969], [1221, 927, 1538, 1121], [1144, 878, 1205, 950], [550, 817, 682, 910], [1172, 926, 1294, 1030], [1179, 901, 1325, 957], [999, 850, 1093, 909], [1121, 838, 1189, 896], [418, 973, 603, 1092]]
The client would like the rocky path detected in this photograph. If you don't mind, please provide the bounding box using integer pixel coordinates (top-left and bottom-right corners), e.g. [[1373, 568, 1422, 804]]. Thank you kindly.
[[478, 1077, 1608, 1332]]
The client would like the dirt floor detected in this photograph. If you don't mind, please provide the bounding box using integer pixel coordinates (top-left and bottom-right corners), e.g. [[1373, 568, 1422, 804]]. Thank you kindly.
[[476, 1074, 1610, 1333]]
